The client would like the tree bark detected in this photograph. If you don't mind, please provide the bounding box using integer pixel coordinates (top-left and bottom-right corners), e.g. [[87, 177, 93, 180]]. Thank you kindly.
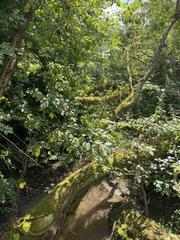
[[126, 49, 133, 92], [0, 4, 40, 97], [30, 38, 48, 70], [75, 1, 179, 116], [75, 84, 129, 104]]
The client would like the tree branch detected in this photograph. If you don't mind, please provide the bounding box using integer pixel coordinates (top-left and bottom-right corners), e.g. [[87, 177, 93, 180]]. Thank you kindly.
[[114, 2, 180, 116], [126, 49, 133, 92], [30, 39, 48, 70], [75, 84, 129, 104], [76, 46, 144, 106]]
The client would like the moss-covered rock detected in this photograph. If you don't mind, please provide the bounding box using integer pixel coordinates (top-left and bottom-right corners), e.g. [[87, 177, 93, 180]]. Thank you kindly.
[[3, 141, 174, 240], [4, 162, 107, 240], [110, 209, 179, 240]]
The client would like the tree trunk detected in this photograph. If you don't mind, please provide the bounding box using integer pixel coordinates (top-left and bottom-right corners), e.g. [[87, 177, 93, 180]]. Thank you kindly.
[[114, 1, 180, 116], [0, 4, 40, 97], [75, 1, 180, 117]]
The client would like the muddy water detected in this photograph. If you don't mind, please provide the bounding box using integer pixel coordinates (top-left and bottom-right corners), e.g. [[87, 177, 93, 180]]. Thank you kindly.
[[58, 179, 129, 240]]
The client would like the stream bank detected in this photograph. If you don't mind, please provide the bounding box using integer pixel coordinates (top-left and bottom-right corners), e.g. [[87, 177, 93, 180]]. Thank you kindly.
[[3, 146, 179, 240]]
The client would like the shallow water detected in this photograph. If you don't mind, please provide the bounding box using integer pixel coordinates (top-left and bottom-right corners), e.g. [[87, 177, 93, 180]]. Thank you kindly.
[[58, 179, 126, 240]]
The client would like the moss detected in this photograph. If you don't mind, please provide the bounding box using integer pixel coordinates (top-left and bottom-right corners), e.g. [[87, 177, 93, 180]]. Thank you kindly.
[[111, 209, 179, 240], [5, 161, 108, 239], [114, 91, 135, 115], [75, 85, 129, 104], [4, 141, 176, 239]]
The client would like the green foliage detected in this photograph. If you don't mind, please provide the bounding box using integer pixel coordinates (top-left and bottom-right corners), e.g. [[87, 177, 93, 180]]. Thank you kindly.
[[113, 116, 180, 198], [0, 173, 17, 217], [149, 156, 179, 197], [0, 0, 179, 223]]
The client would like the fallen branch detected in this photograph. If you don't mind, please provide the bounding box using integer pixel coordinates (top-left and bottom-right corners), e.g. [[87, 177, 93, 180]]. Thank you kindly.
[[75, 84, 129, 104], [0, 131, 40, 166], [109, 220, 117, 240]]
